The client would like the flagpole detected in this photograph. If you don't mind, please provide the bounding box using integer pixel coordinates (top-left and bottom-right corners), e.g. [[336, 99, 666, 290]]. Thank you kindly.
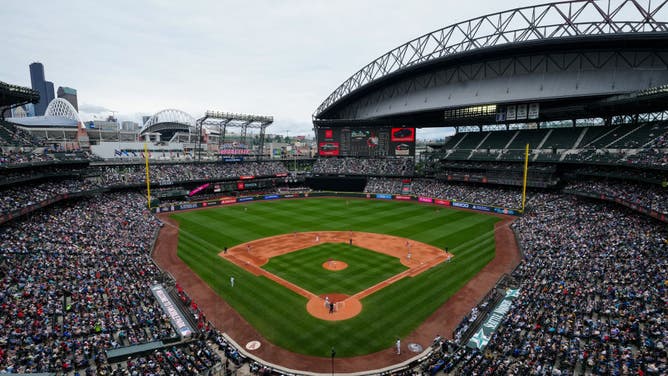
[[144, 142, 152, 209]]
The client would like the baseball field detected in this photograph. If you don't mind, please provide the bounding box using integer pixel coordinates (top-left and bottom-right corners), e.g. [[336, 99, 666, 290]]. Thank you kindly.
[[170, 198, 500, 358]]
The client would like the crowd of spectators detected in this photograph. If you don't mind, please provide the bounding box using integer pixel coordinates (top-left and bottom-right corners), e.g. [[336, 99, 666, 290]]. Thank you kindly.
[[0, 161, 290, 217], [422, 195, 667, 375], [313, 157, 414, 176], [435, 161, 555, 173], [364, 178, 523, 208], [90, 161, 288, 186], [0, 150, 91, 167], [570, 166, 667, 184], [624, 148, 668, 167], [97, 340, 221, 376], [565, 178, 668, 214], [0, 179, 100, 215], [1, 158, 667, 374], [0, 193, 181, 373], [364, 177, 405, 195], [0, 121, 45, 148], [0, 166, 89, 185], [0, 151, 55, 165], [560, 134, 668, 167]]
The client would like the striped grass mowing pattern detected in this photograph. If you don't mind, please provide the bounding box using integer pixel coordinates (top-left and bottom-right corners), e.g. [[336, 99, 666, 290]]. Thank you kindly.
[[172, 198, 499, 357], [262, 243, 408, 295]]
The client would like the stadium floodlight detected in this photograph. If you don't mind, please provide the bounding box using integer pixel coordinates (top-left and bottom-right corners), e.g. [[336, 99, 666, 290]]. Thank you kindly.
[[196, 110, 274, 162], [204, 110, 273, 124]]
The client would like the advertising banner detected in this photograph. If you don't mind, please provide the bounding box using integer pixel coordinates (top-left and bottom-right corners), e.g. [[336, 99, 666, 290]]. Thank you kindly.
[[317, 126, 414, 157], [434, 199, 451, 206], [178, 203, 198, 210], [223, 157, 244, 162], [452, 202, 470, 209], [467, 288, 520, 350], [418, 197, 433, 203], [318, 142, 340, 156], [188, 183, 210, 197], [151, 284, 193, 338], [376, 193, 393, 200], [394, 195, 412, 201], [493, 207, 517, 215], [220, 149, 251, 155], [390, 128, 415, 142]]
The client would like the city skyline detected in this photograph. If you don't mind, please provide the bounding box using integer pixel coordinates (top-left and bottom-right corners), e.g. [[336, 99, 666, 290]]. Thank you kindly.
[[2, 0, 541, 139]]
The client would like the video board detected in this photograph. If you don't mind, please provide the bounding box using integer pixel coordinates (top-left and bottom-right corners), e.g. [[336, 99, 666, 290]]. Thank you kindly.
[[317, 127, 415, 157]]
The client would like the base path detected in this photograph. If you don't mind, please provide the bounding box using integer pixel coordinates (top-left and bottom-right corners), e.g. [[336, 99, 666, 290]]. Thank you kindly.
[[153, 214, 520, 373], [221, 231, 452, 321]]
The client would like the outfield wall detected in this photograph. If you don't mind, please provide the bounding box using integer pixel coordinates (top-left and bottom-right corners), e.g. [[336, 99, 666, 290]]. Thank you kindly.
[[152, 191, 521, 216]]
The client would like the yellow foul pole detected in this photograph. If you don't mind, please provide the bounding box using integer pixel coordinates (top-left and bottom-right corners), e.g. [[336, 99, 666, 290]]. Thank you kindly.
[[144, 142, 151, 209], [521, 143, 529, 213]]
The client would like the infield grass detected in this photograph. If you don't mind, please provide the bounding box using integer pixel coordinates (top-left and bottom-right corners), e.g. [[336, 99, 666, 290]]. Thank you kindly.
[[263, 243, 407, 295], [171, 198, 500, 357]]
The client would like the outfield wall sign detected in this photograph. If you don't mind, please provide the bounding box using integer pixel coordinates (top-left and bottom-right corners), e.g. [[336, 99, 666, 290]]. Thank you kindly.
[[151, 284, 193, 338], [152, 192, 521, 217], [467, 288, 520, 350]]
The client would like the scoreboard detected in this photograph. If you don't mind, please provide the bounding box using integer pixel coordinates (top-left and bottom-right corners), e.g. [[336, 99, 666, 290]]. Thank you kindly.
[[317, 127, 415, 157]]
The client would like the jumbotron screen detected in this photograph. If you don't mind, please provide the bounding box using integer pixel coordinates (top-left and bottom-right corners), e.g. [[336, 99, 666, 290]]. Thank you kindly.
[[317, 127, 415, 157]]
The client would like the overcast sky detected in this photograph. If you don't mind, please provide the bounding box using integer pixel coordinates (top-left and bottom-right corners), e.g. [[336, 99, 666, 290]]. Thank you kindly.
[[1, 0, 541, 140]]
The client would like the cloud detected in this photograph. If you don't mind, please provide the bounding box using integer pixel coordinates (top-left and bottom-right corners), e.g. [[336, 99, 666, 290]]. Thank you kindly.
[[1, 0, 542, 129], [78, 103, 114, 114]]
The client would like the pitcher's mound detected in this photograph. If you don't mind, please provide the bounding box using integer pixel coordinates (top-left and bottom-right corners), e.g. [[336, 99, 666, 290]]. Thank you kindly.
[[322, 260, 348, 271], [306, 294, 362, 321]]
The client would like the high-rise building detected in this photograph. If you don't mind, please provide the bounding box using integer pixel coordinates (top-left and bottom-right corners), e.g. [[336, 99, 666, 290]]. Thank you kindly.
[[29, 62, 47, 116], [57, 86, 78, 111], [45, 81, 55, 105]]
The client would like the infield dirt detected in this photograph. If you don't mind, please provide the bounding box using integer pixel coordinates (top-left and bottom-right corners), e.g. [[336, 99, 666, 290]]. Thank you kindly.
[[153, 212, 519, 373]]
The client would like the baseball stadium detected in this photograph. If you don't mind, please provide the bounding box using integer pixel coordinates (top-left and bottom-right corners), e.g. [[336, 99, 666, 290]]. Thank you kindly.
[[1, 1, 667, 375]]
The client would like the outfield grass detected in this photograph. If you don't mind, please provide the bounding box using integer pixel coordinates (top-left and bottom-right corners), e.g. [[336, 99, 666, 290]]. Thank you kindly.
[[172, 198, 500, 357], [262, 243, 407, 295]]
